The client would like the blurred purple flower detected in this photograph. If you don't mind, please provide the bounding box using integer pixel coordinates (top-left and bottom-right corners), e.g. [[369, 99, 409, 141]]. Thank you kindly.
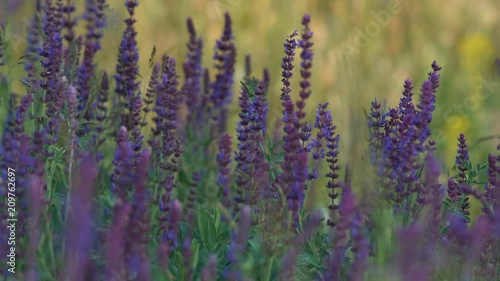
[[226, 205, 251, 281], [326, 181, 356, 281], [217, 133, 233, 210], [201, 255, 218, 281], [64, 156, 98, 281]]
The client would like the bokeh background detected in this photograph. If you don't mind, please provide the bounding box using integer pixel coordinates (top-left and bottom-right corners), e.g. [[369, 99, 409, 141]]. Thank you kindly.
[[2, 0, 500, 211]]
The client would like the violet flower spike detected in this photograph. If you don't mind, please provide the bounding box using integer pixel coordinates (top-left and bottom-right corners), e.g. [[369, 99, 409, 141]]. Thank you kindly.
[[217, 134, 233, 211], [326, 181, 356, 281], [64, 156, 98, 281], [296, 13, 313, 124], [211, 12, 236, 134], [226, 205, 251, 281], [184, 17, 203, 125], [114, 0, 140, 130], [77, 0, 107, 121]]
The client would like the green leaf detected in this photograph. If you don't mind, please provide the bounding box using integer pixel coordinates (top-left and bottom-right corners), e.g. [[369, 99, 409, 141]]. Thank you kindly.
[[214, 207, 221, 234], [190, 238, 200, 269], [197, 209, 209, 244]]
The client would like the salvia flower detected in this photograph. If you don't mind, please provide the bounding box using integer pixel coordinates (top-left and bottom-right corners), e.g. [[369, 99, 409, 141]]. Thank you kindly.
[[110, 126, 134, 198], [367, 98, 386, 164], [217, 133, 233, 210], [211, 12, 236, 109], [451, 133, 471, 216], [106, 202, 132, 281], [184, 17, 203, 125], [94, 71, 109, 156], [126, 150, 152, 281], [161, 199, 183, 254], [325, 115, 341, 227], [226, 205, 251, 281], [278, 30, 302, 213], [296, 13, 313, 123], [115, 0, 140, 130], [24, 0, 43, 69], [40, 1, 64, 142], [307, 103, 330, 179], [25, 175, 46, 281], [289, 152, 308, 227], [486, 153, 498, 207], [61, 0, 77, 43], [248, 80, 270, 204], [64, 156, 98, 281], [326, 181, 356, 281], [423, 154, 444, 242], [76, 0, 107, 125], [201, 255, 218, 281], [412, 61, 441, 153], [233, 82, 252, 209], [211, 12, 236, 134], [143, 62, 160, 126], [394, 223, 434, 281], [349, 211, 370, 281]]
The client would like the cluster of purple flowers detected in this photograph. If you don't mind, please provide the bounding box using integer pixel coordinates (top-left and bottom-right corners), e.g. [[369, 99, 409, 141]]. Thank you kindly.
[[1, 1, 500, 280]]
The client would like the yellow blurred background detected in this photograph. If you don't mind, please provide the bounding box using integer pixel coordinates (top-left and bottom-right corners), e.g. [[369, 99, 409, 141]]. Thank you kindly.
[[3, 0, 500, 210]]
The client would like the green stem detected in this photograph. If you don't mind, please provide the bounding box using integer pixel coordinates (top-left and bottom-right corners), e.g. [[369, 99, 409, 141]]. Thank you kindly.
[[264, 255, 275, 281]]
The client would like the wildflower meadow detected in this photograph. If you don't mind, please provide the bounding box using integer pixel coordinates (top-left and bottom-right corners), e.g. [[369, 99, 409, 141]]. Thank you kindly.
[[0, 0, 499, 280]]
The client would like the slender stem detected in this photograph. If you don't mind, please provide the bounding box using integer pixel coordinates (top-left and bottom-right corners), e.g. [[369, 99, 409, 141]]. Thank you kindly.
[[264, 255, 275, 281]]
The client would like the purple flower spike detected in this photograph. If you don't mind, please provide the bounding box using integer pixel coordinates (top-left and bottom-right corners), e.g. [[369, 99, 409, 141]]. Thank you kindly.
[[326, 182, 356, 281], [447, 177, 459, 202], [212, 12, 236, 109], [234, 82, 252, 209], [201, 255, 218, 281], [296, 13, 313, 123], [61, 0, 77, 43], [289, 152, 308, 227], [423, 154, 444, 242], [127, 149, 152, 280], [211, 12, 236, 134], [486, 152, 500, 209], [413, 61, 441, 153], [94, 71, 109, 155], [325, 115, 341, 228], [226, 205, 251, 281], [308, 103, 332, 181], [395, 223, 434, 281], [184, 17, 203, 125], [349, 211, 370, 281], [115, 0, 140, 130], [24, 0, 43, 69], [25, 175, 46, 281], [110, 126, 135, 198], [217, 134, 233, 211], [76, 0, 106, 125], [452, 133, 471, 217], [64, 156, 98, 281], [107, 202, 132, 281], [367, 98, 386, 164], [279, 30, 302, 216]]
